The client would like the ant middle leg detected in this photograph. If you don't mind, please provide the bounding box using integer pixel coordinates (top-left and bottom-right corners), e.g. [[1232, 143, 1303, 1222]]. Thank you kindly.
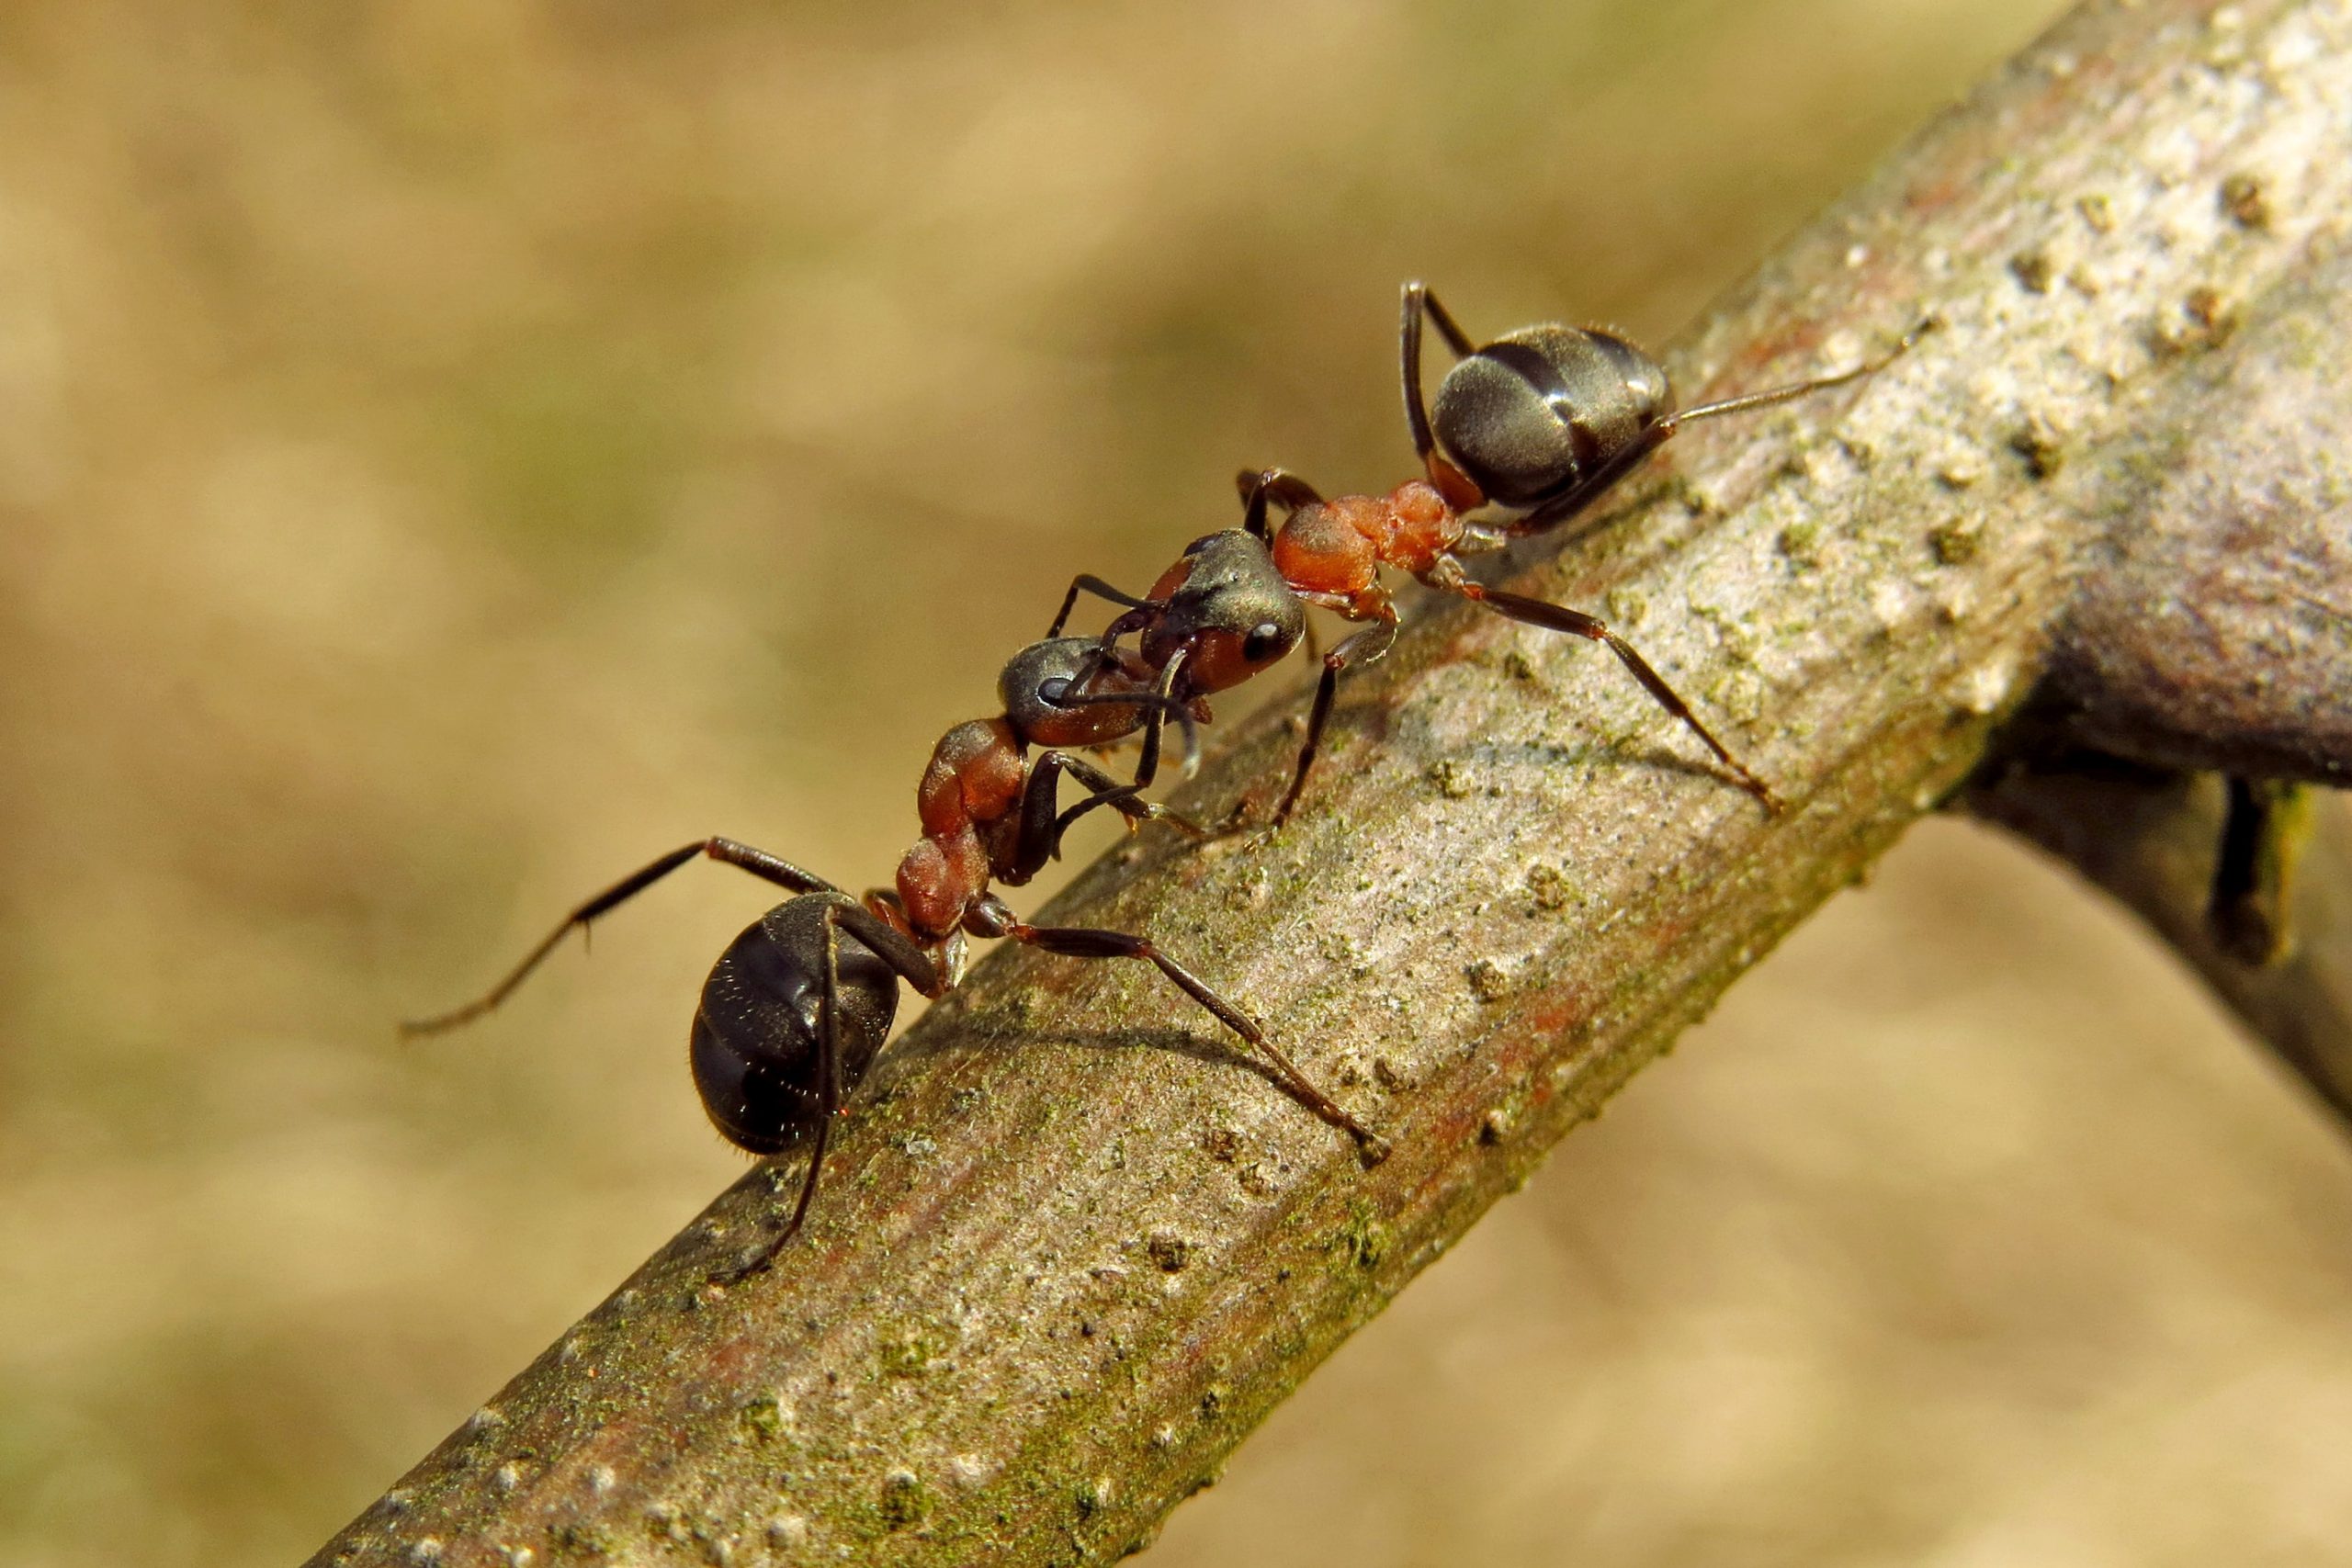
[[1046, 575, 1158, 638], [403, 838, 842, 1034], [961, 894, 1388, 1162], [1399, 280, 1478, 471], [1447, 580, 1781, 812], [1237, 467, 1326, 544]]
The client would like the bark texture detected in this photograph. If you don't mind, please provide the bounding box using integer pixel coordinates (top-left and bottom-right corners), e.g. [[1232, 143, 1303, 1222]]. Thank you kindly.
[[312, 1, 2352, 1562]]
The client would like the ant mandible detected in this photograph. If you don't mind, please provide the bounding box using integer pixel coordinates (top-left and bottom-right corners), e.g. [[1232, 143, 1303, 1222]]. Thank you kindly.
[[1053, 283, 1930, 827], [406, 636, 1386, 1279]]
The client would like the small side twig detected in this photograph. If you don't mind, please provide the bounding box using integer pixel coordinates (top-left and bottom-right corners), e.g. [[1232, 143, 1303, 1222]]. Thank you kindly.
[[1970, 764, 2352, 1122]]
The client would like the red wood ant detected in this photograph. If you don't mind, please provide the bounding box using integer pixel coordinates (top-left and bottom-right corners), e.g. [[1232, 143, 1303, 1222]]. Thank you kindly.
[[405, 636, 1385, 1279], [1054, 283, 1931, 826]]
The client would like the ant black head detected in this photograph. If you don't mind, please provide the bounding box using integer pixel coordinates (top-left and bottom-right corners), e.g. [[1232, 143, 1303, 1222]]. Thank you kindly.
[[998, 636, 1206, 767], [1431, 325, 1670, 510], [690, 897, 900, 1155], [1001, 637, 1154, 741], [1141, 530, 1305, 694]]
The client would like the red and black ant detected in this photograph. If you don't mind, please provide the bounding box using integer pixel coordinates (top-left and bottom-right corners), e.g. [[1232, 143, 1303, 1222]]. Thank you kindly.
[[1053, 283, 1931, 825], [407, 284, 1917, 1273], [405, 635, 1385, 1279]]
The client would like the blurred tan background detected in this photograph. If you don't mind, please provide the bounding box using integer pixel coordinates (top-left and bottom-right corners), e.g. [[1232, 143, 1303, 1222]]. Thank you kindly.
[[5, 2, 2350, 1564]]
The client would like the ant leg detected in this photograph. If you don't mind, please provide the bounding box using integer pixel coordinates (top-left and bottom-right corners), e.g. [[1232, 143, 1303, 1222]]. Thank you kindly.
[[1047, 575, 1157, 638], [1449, 581, 1781, 812], [1033, 657, 1211, 861], [965, 895, 1388, 1162], [724, 894, 944, 1282], [734, 910, 839, 1278], [739, 902, 844, 1277], [1041, 649, 1204, 784], [1048, 752, 1210, 840], [1034, 693, 1202, 781], [1005, 750, 1208, 886], [2210, 776, 2312, 966], [1399, 280, 1477, 466], [1126, 644, 1193, 786], [1495, 424, 1676, 540], [1415, 282, 1479, 357], [403, 838, 842, 1034], [1235, 467, 1325, 544], [1270, 614, 1398, 829]]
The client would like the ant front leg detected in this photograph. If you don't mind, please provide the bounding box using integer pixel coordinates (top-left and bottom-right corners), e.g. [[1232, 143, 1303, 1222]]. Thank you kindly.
[[1236, 467, 1326, 544], [1268, 611, 1398, 829], [1006, 750, 1209, 886], [961, 894, 1388, 1163], [1046, 575, 1158, 638], [403, 838, 844, 1034], [1026, 660, 1211, 862], [1440, 572, 1781, 812]]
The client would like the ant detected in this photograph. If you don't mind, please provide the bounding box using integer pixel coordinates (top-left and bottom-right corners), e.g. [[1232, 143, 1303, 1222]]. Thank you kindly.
[[1051, 283, 1932, 827], [405, 635, 1385, 1279]]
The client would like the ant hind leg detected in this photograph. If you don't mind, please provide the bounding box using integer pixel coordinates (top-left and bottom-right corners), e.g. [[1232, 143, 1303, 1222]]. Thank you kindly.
[[1450, 581, 1781, 812], [403, 839, 842, 1035], [967, 895, 1388, 1164]]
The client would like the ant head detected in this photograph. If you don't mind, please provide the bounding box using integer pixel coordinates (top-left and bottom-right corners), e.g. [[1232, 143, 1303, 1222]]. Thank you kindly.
[[1430, 325, 1669, 509], [1142, 530, 1305, 694], [1000, 637, 1159, 747]]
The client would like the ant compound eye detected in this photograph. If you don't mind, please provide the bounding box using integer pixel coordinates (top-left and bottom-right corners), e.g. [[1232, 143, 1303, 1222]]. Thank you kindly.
[[1038, 677, 1072, 706], [1242, 622, 1286, 663]]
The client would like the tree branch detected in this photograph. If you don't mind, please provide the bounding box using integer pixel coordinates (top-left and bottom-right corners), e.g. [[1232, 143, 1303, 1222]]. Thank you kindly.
[[1970, 763, 2352, 1121], [1965, 218, 2352, 1122], [311, 2, 2352, 1562]]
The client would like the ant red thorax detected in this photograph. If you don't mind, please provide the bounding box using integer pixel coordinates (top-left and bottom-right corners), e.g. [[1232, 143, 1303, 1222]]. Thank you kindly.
[[1265, 479, 1464, 610], [889, 639, 1191, 944]]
